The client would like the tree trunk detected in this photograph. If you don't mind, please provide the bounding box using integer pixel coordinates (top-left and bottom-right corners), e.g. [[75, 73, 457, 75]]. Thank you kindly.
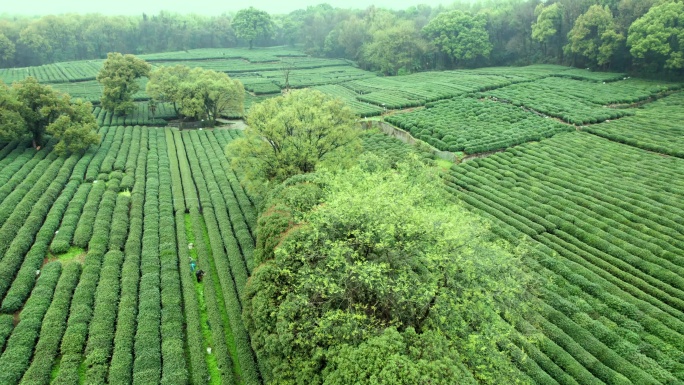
[[32, 130, 42, 149], [249, 40, 253, 50]]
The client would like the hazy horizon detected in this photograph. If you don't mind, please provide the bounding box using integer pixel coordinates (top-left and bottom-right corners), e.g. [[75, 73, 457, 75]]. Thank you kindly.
[[1, 0, 460, 17]]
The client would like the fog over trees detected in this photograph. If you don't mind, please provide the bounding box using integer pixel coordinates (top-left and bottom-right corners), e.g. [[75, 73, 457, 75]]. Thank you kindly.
[[1, 0, 681, 76]]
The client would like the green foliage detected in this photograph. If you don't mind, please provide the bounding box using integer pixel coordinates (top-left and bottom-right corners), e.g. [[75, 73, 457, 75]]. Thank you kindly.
[[97, 53, 151, 114], [566, 5, 624, 67], [232, 7, 274, 49], [9, 77, 100, 151], [0, 33, 15, 64], [244, 160, 533, 384], [0, 262, 61, 385], [228, 89, 360, 193], [0, 83, 26, 142], [323, 328, 477, 385], [361, 20, 428, 75], [423, 10, 493, 65], [19, 263, 81, 385], [46, 99, 99, 155], [628, 0, 684, 70], [531, 3, 564, 60], [385, 96, 572, 153], [147, 65, 244, 126]]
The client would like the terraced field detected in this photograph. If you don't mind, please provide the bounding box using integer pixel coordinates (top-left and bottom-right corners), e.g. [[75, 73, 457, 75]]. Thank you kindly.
[[0, 126, 262, 385], [1, 47, 684, 385], [443, 132, 684, 385]]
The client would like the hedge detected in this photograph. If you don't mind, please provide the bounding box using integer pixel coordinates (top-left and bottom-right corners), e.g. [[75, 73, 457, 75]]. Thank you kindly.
[[0, 262, 61, 385], [0, 155, 78, 302], [50, 183, 92, 254], [132, 128, 162, 385], [108, 127, 149, 383], [166, 131, 209, 384], [52, 247, 107, 385], [1, 176, 80, 313], [0, 150, 47, 206], [84, 250, 125, 384], [156, 129, 189, 384], [0, 314, 14, 352], [18, 263, 81, 385], [71, 180, 106, 248], [185, 131, 261, 384]]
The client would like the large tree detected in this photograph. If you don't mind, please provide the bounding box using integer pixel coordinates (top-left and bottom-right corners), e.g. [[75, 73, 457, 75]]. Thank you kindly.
[[627, 0, 684, 71], [0, 33, 15, 65], [360, 20, 429, 75], [244, 159, 533, 384], [531, 2, 564, 61], [0, 83, 25, 142], [565, 5, 624, 68], [146, 66, 244, 126], [97, 52, 151, 115], [231, 7, 274, 49], [2, 77, 99, 153], [227, 89, 360, 193], [422, 10, 492, 67]]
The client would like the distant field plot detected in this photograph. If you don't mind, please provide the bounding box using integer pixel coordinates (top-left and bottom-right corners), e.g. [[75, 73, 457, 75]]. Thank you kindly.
[[0, 60, 102, 84], [52, 78, 148, 103], [342, 71, 513, 108], [313, 84, 383, 116], [385, 97, 572, 153], [154, 57, 351, 73], [138, 46, 308, 62], [444, 132, 684, 385], [550, 68, 627, 82], [468, 64, 573, 81], [238, 77, 282, 94], [481, 77, 682, 125], [260, 65, 375, 88], [94, 102, 175, 126], [585, 92, 684, 158]]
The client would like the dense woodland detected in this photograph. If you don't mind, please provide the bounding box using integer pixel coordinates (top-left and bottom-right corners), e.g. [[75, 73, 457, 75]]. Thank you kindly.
[[1, 0, 683, 76]]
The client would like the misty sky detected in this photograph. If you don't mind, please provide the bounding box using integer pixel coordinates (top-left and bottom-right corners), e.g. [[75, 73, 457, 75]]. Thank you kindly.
[[3, 0, 458, 16]]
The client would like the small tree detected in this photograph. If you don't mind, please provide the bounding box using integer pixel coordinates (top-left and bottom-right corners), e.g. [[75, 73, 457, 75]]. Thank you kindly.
[[97, 52, 151, 115], [232, 7, 274, 49], [227, 89, 360, 193]]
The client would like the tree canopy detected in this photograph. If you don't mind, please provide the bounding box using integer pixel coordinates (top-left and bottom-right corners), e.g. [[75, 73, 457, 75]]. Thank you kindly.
[[147, 65, 244, 126], [566, 5, 624, 68], [0, 33, 15, 65], [627, 0, 684, 71], [227, 89, 360, 195], [422, 10, 492, 67], [531, 3, 564, 61], [0, 2, 678, 75], [0, 77, 99, 153], [232, 7, 274, 49], [244, 158, 533, 384], [97, 52, 151, 115]]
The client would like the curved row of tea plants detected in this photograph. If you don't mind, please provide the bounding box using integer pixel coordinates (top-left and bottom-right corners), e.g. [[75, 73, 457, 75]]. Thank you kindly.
[[443, 132, 684, 384], [385, 97, 572, 153]]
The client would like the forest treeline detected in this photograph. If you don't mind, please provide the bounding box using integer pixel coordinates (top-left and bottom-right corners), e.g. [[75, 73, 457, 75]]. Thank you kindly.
[[0, 0, 682, 76]]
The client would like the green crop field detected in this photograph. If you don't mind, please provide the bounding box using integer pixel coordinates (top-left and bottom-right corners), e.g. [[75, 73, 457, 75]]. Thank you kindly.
[[1, 43, 684, 385]]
